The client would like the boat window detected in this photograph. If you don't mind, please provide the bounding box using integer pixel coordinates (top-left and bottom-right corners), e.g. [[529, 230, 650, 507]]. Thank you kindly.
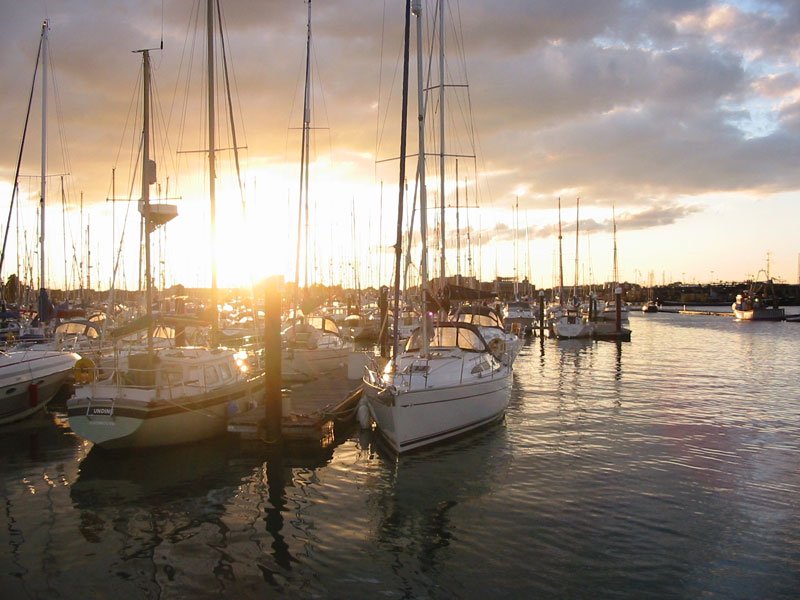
[[220, 362, 232, 380], [186, 367, 202, 386], [456, 313, 500, 328], [405, 326, 486, 352], [164, 367, 184, 386], [204, 366, 220, 387]]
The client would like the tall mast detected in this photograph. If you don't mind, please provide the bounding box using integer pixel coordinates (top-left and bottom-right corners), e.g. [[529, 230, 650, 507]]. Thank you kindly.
[[455, 159, 460, 281], [142, 50, 152, 320], [207, 0, 218, 340], [137, 47, 155, 355], [38, 20, 49, 311], [558, 197, 564, 305], [612, 204, 618, 287], [438, 0, 446, 292], [413, 0, 429, 356], [391, 0, 411, 360], [294, 0, 312, 309], [573, 197, 580, 299], [514, 196, 519, 299]]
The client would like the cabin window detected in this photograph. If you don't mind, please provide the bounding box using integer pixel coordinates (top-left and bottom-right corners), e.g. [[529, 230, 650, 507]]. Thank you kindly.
[[186, 368, 202, 387], [220, 363, 232, 380], [164, 367, 184, 386], [204, 366, 220, 387], [406, 326, 485, 352]]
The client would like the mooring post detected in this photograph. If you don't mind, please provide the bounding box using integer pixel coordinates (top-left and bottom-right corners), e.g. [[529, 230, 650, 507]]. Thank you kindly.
[[615, 286, 622, 333], [263, 275, 283, 444], [538, 290, 545, 338]]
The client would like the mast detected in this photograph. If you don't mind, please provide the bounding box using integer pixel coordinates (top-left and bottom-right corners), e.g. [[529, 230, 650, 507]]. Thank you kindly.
[[465, 174, 472, 279], [557, 197, 564, 305], [525, 210, 531, 293], [612, 204, 618, 287], [391, 0, 412, 359], [38, 20, 49, 319], [438, 0, 446, 293], [140, 48, 154, 349], [413, 0, 429, 356], [514, 196, 519, 299], [294, 0, 312, 311], [207, 0, 219, 340], [455, 159, 460, 282], [573, 197, 579, 299]]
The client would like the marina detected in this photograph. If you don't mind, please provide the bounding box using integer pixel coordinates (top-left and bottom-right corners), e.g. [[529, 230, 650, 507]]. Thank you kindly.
[[1, 1, 800, 598], [2, 310, 799, 598]]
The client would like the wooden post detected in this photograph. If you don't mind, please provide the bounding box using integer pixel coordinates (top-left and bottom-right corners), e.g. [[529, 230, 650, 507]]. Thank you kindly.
[[538, 290, 545, 338], [263, 275, 283, 444]]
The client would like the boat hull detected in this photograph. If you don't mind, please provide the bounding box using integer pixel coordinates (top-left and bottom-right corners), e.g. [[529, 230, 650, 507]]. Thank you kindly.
[[0, 351, 78, 425], [364, 370, 511, 453], [554, 320, 593, 339], [67, 376, 262, 449], [732, 307, 785, 321]]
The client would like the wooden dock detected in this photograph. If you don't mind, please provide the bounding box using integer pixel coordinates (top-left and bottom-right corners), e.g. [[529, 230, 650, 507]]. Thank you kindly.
[[678, 309, 733, 317], [227, 363, 364, 448]]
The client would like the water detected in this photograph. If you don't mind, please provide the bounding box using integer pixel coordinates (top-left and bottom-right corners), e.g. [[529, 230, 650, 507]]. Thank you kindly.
[[2, 311, 800, 598]]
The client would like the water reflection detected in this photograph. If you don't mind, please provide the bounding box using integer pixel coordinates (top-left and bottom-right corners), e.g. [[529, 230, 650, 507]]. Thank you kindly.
[[69, 439, 263, 597], [367, 426, 511, 593]]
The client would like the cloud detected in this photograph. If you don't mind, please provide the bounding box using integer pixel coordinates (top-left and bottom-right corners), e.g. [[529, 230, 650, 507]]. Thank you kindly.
[[1, 0, 798, 240]]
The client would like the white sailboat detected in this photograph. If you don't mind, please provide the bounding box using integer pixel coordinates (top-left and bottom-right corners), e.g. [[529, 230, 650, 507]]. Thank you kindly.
[[67, 4, 263, 449], [0, 22, 79, 425], [553, 198, 593, 339], [282, 0, 351, 381], [363, 0, 512, 454], [599, 206, 630, 323]]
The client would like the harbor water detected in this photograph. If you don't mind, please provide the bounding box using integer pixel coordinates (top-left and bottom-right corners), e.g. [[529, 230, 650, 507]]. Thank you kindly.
[[2, 310, 799, 598]]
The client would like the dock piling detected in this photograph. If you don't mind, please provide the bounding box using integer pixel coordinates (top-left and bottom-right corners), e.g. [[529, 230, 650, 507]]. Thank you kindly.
[[263, 275, 283, 444], [538, 290, 545, 338]]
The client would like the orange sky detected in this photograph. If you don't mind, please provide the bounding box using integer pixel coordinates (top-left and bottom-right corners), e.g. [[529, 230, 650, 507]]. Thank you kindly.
[[1, 0, 799, 293]]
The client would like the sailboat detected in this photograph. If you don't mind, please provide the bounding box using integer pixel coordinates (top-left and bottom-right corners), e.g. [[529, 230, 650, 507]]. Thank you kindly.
[[67, 5, 263, 449], [0, 22, 80, 425], [598, 205, 630, 323], [281, 0, 350, 382], [363, 0, 512, 454], [553, 198, 592, 339]]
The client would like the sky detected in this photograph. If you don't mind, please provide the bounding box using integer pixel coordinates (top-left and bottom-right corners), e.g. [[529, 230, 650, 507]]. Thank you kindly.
[[0, 0, 798, 294]]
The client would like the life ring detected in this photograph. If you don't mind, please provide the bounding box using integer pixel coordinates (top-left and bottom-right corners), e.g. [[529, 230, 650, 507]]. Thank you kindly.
[[73, 357, 96, 385], [488, 337, 506, 359]]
